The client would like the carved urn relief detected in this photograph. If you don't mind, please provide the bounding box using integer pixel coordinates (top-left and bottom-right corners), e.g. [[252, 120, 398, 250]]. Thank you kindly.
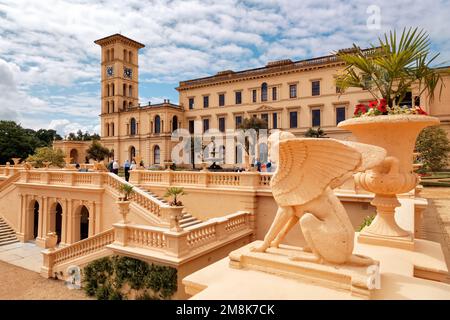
[[339, 115, 440, 249]]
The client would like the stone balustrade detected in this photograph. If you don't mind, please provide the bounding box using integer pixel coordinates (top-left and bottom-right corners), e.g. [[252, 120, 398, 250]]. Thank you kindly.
[[0, 165, 22, 178], [41, 228, 115, 277], [111, 211, 254, 258], [18, 170, 105, 187], [130, 170, 273, 190]]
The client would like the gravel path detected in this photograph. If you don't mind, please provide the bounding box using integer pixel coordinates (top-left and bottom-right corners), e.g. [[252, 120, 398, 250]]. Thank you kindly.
[[0, 260, 92, 300]]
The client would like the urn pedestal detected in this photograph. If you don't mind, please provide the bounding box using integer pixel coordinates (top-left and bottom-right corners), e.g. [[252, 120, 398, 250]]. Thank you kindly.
[[338, 115, 440, 250], [116, 200, 131, 224]]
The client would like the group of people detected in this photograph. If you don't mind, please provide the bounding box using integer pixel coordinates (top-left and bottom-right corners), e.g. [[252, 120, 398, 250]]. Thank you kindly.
[[107, 159, 139, 182]]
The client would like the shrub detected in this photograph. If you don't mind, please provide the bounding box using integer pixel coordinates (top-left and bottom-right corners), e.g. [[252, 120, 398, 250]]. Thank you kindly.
[[358, 215, 375, 232], [415, 126, 450, 172]]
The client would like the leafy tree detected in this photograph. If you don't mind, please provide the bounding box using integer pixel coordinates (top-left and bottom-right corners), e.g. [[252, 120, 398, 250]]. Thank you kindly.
[[415, 126, 450, 172], [0, 121, 40, 164], [304, 127, 327, 138], [336, 27, 445, 108], [164, 187, 186, 206], [66, 130, 100, 141], [35, 129, 63, 146], [26, 147, 65, 168], [86, 140, 110, 161]]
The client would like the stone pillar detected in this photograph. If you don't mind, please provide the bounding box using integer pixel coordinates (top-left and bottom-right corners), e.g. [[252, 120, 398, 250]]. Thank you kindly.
[[17, 194, 26, 241], [35, 196, 47, 247], [95, 201, 102, 234], [164, 230, 190, 257], [88, 201, 95, 237]]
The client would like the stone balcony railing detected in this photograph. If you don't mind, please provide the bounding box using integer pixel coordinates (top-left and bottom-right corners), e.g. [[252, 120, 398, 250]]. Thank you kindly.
[[130, 169, 273, 191], [111, 210, 254, 259], [41, 211, 254, 277]]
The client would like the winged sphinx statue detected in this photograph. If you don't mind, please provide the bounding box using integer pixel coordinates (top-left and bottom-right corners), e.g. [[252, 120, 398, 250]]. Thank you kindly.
[[252, 132, 386, 265]]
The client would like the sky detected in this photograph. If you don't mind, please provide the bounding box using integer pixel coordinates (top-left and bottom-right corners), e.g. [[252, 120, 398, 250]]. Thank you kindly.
[[0, 0, 449, 137]]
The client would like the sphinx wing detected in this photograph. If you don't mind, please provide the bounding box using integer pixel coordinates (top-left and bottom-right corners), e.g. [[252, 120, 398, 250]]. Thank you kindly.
[[270, 138, 361, 206]]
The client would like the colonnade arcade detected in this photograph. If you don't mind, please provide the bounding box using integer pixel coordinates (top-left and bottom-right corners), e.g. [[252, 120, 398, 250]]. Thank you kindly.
[[16, 194, 102, 248]]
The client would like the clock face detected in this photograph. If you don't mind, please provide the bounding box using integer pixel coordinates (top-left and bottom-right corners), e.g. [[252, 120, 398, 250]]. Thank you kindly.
[[124, 67, 132, 79], [106, 66, 114, 77]]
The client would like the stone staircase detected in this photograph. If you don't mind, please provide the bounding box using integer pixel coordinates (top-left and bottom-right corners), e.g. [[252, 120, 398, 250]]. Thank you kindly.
[[0, 217, 19, 246], [143, 190, 203, 228]]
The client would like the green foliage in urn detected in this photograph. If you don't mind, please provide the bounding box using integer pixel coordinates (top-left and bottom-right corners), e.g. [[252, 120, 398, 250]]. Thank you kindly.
[[336, 27, 446, 109], [83, 256, 177, 300], [357, 215, 375, 232], [415, 126, 450, 172], [26, 147, 65, 168], [86, 140, 110, 161], [119, 183, 134, 201], [164, 187, 186, 206]]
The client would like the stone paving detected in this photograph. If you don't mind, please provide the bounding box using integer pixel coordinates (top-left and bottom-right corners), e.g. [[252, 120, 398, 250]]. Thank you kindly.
[[0, 241, 43, 272], [420, 187, 450, 273]]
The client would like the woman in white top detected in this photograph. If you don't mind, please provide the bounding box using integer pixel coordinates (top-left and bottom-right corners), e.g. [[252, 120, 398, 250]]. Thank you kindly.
[[130, 160, 137, 171]]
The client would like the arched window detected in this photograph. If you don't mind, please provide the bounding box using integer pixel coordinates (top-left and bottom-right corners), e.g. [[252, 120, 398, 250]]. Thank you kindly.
[[111, 48, 114, 60], [129, 85, 132, 97], [123, 49, 127, 60], [111, 100, 114, 113], [123, 84, 126, 96], [130, 118, 136, 135], [111, 83, 115, 96], [105, 123, 109, 136], [130, 146, 136, 161], [154, 145, 160, 164], [107, 84, 110, 97], [111, 123, 115, 136], [129, 51, 133, 63], [172, 115, 178, 132], [154, 115, 161, 134], [106, 49, 110, 62], [261, 82, 268, 102], [106, 101, 109, 113]]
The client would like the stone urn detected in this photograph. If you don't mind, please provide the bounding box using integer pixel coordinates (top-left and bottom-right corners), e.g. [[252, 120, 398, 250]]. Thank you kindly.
[[338, 114, 439, 248], [11, 158, 21, 167], [164, 161, 173, 171], [116, 200, 131, 224], [45, 232, 58, 250], [200, 162, 209, 172], [166, 206, 185, 232]]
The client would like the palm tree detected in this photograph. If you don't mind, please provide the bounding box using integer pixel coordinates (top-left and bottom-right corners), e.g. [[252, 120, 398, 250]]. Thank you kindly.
[[336, 27, 445, 108], [119, 184, 134, 201], [164, 187, 186, 206], [304, 127, 327, 138]]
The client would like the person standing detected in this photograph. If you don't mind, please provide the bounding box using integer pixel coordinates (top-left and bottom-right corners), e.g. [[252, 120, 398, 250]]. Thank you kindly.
[[266, 160, 272, 173], [124, 159, 131, 182], [112, 159, 119, 175]]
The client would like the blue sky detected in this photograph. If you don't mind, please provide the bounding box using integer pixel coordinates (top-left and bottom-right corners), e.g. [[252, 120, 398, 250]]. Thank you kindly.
[[0, 0, 449, 136]]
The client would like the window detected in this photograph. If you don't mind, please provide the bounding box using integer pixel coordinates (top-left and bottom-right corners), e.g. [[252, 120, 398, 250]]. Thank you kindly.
[[172, 115, 178, 132], [235, 91, 242, 105], [261, 113, 269, 126], [154, 115, 161, 134], [123, 84, 126, 96], [123, 101, 126, 110], [272, 87, 277, 101], [219, 94, 225, 107], [106, 101, 109, 113], [189, 98, 194, 110], [106, 49, 110, 62], [203, 96, 209, 108], [219, 117, 225, 133], [189, 120, 195, 134], [203, 118, 209, 133], [289, 84, 297, 98], [261, 83, 268, 102], [235, 116, 242, 129], [252, 90, 257, 103], [312, 81, 320, 96], [272, 113, 278, 129], [129, 51, 133, 64], [123, 49, 127, 60], [130, 118, 137, 135], [312, 109, 321, 127], [110, 48, 114, 60], [129, 85, 132, 97], [336, 107, 346, 125], [111, 123, 115, 136], [130, 146, 136, 161], [153, 145, 160, 164], [289, 111, 298, 128], [111, 84, 115, 96]]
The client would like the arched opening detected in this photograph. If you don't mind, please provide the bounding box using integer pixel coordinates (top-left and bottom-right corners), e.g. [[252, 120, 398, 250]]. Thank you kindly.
[[106, 49, 110, 62], [106, 101, 109, 113], [154, 115, 161, 134], [70, 149, 79, 164], [74, 205, 90, 241], [111, 83, 115, 96], [111, 123, 115, 136], [32, 201, 39, 239], [130, 146, 136, 161], [111, 100, 114, 113], [130, 118, 136, 135], [123, 83, 126, 96], [261, 82, 268, 102], [172, 115, 178, 132], [105, 123, 110, 136], [129, 85, 132, 97], [107, 84, 110, 97], [110, 48, 114, 60], [123, 101, 126, 110], [50, 202, 63, 244], [129, 51, 133, 63], [123, 49, 127, 60], [154, 145, 160, 164]]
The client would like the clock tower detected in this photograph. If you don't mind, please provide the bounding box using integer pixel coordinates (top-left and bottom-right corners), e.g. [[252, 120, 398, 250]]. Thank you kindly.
[[94, 34, 145, 140]]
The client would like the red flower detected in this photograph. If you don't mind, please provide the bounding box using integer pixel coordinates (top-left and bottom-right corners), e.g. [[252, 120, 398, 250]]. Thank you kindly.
[[354, 104, 367, 116], [368, 100, 378, 108], [416, 106, 428, 115], [377, 103, 387, 113], [379, 98, 387, 107]]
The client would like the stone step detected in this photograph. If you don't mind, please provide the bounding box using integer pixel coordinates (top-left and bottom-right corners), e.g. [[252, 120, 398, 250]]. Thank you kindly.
[[180, 220, 203, 228], [0, 235, 17, 242], [0, 238, 19, 246], [0, 230, 15, 236], [180, 216, 197, 224]]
